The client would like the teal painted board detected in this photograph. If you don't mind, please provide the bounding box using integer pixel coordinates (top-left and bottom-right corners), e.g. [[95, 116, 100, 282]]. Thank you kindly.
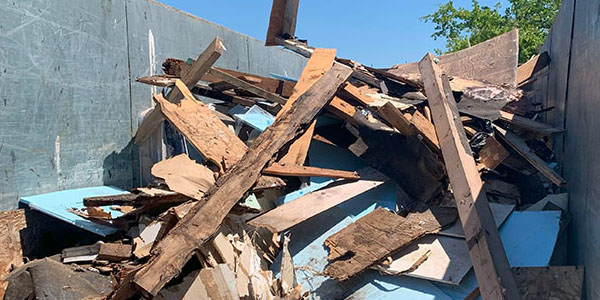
[[433, 210, 562, 299], [20, 186, 129, 236]]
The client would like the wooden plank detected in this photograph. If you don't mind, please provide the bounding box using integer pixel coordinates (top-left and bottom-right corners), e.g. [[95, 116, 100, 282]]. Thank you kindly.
[[154, 83, 247, 172], [0, 209, 27, 298], [162, 59, 296, 98], [494, 125, 566, 186], [168, 37, 224, 102], [478, 135, 510, 170], [377, 102, 440, 152], [390, 30, 519, 86], [327, 96, 357, 122], [135, 38, 224, 145], [419, 53, 521, 300], [517, 52, 551, 85], [499, 111, 565, 135], [377, 102, 413, 135], [151, 154, 216, 200], [97, 243, 132, 262], [277, 48, 336, 165], [262, 163, 359, 179], [410, 110, 441, 152], [207, 68, 288, 105], [323, 207, 457, 281], [339, 83, 374, 106], [265, 0, 299, 46], [248, 167, 388, 233], [130, 64, 352, 297]]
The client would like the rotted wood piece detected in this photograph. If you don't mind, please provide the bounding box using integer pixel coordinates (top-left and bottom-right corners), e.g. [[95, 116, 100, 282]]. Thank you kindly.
[[129, 63, 352, 298], [324, 207, 457, 281]]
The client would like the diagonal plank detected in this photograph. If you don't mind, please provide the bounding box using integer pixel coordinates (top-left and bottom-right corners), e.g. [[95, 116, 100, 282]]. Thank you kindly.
[[131, 63, 352, 297], [262, 163, 360, 180], [419, 53, 520, 300], [207, 68, 288, 105], [249, 167, 387, 233], [277, 48, 337, 165]]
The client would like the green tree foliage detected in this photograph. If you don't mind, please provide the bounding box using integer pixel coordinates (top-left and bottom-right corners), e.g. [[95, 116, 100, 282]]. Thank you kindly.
[[422, 0, 562, 63]]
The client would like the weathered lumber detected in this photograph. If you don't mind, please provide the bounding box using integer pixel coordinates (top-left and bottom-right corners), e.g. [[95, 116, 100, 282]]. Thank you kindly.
[[83, 189, 189, 208], [277, 48, 336, 165], [249, 167, 387, 233], [516, 52, 551, 85], [207, 68, 288, 105], [130, 64, 352, 297], [151, 154, 216, 200], [265, 0, 300, 46], [390, 30, 519, 86], [494, 125, 566, 186], [377, 102, 440, 152], [498, 110, 565, 135], [135, 37, 224, 145], [0, 209, 27, 298], [97, 243, 132, 262], [262, 163, 359, 179], [163, 59, 296, 98], [323, 207, 457, 281], [419, 53, 520, 300]]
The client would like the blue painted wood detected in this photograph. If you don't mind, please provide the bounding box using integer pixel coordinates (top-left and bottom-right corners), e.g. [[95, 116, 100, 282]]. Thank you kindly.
[[19, 186, 129, 236]]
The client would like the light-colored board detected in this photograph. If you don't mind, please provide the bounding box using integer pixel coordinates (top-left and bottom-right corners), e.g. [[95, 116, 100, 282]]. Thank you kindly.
[[151, 154, 215, 200], [494, 125, 566, 186], [262, 163, 359, 180], [419, 53, 520, 300], [499, 111, 564, 135], [516, 52, 551, 85], [277, 48, 336, 165], [248, 167, 388, 233]]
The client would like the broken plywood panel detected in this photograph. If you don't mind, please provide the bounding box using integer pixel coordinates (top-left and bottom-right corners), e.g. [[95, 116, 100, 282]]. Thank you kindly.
[[248, 167, 388, 233], [324, 207, 457, 281], [390, 29, 518, 86], [151, 154, 215, 200]]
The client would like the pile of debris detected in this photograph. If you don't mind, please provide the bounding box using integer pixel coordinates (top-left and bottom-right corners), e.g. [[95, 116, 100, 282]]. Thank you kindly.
[[1, 1, 584, 300]]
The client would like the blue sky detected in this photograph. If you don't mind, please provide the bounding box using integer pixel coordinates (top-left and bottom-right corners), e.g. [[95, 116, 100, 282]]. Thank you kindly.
[[160, 0, 509, 68]]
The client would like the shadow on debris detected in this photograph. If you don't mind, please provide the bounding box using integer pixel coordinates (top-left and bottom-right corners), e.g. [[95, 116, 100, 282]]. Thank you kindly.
[[102, 139, 138, 190]]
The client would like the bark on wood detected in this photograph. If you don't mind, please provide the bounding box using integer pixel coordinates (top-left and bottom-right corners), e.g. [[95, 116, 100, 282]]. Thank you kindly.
[[130, 63, 352, 297], [419, 52, 520, 300], [248, 167, 388, 233], [323, 207, 457, 281], [277, 48, 336, 165], [263, 163, 360, 180]]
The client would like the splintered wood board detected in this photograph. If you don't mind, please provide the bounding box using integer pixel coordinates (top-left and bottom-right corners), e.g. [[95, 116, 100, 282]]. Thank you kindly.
[[324, 207, 457, 281], [248, 167, 387, 233]]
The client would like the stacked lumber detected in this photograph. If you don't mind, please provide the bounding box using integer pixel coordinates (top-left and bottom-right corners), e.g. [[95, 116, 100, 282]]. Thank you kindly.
[[1, 1, 582, 300]]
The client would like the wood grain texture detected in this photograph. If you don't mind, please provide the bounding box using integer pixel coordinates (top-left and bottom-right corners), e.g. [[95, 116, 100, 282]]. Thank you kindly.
[[248, 167, 387, 233], [499, 111, 565, 135], [390, 30, 519, 86], [98, 243, 132, 261], [265, 0, 299, 46], [419, 53, 521, 300], [0, 209, 26, 297], [323, 207, 457, 281], [262, 163, 359, 179], [478, 135, 510, 170], [494, 125, 566, 186], [277, 48, 336, 165], [131, 63, 352, 297], [207, 68, 288, 105], [151, 154, 215, 200], [516, 52, 550, 85]]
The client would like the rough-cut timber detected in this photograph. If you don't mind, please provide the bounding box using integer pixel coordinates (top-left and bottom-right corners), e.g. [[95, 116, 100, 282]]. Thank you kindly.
[[323, 207, 457, 281], [498, 111, 565, 135], [390, 30, 519, 86], [277, 48, 336, 165], [207, 68, 288, 105], [265, 0, 300, 46], [262, 163, 360, 180], [494, 125, 566, 186], [249, 167, 387, 233], [419, 53, 521, 300], [98, 243, 132, 262], [135, 37, 224, 145], [131, 64, 352, 297]]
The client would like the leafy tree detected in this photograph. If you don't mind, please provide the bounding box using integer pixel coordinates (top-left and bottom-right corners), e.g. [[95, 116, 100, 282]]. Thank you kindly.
[[422, 0, 562, 63]]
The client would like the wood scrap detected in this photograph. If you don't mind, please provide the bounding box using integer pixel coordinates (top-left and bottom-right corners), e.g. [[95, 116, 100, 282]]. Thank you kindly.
[[262, 162, 360, 180], [517, 52, 551, 85], [97, 243, 132, 262], [494, 124, 566, 186], [323, 207, 457, 281], [499, 110, 565, 135], [277, 48, 336, 166], [248, 167, 388, 233], [207, 68, 288, 105], [265, 0, 300, 46], [419, 52, 521, 300], [151, 154, 216, 200], [128, 63, 352, 298], [0, 210, 27, 298]]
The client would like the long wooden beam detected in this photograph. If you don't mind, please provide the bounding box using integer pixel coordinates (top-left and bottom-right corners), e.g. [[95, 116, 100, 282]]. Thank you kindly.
[[265, 0, 300, 46], [263, 163, 359, 180], [498, 110, 565, 135], [419, 53, 520, 300], [130, 63, 352, 297], [207, 67, 288, 105]]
